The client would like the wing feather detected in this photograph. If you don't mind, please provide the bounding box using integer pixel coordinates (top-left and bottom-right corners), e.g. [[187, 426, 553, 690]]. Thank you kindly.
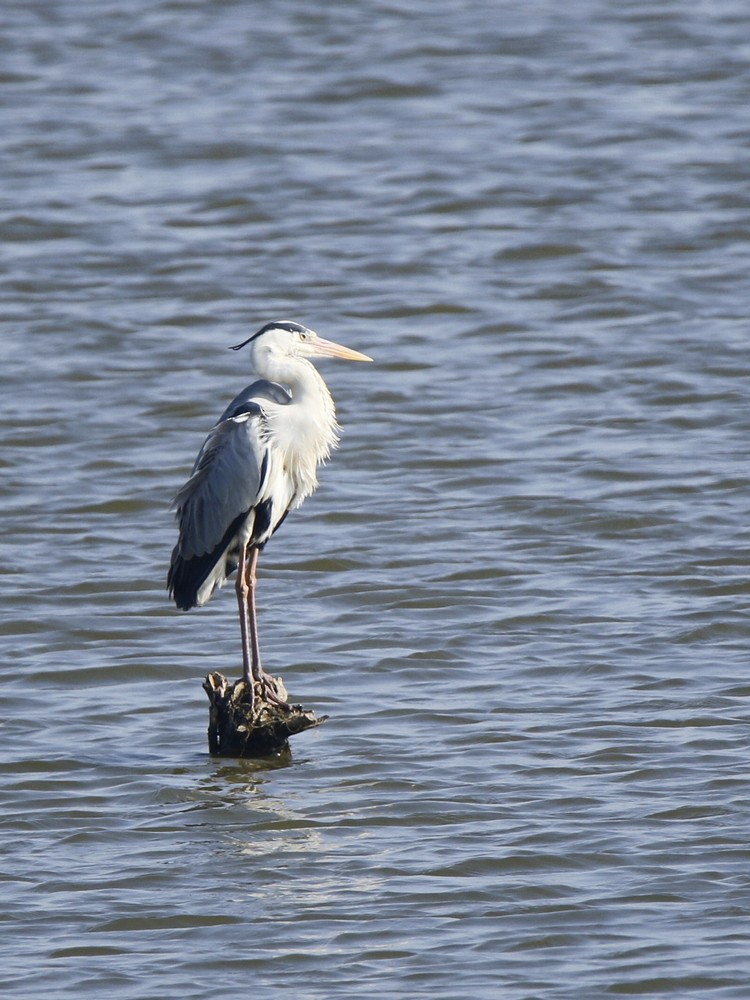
[[172, 410, 268, 560]]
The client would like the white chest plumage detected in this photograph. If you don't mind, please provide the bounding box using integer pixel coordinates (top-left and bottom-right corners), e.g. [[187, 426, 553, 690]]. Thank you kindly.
[[265, 374, 340, 509]]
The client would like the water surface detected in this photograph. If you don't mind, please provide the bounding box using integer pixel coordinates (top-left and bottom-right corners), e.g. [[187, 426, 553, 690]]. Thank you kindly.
[[2, 1, 750, 997]]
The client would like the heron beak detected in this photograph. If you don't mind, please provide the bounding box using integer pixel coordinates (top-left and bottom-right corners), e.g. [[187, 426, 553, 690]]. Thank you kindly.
[[312, 336, 373, 362]]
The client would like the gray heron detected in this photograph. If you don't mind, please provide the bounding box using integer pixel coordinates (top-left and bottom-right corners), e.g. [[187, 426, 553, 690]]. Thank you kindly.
[[167, 320, 372, 707]]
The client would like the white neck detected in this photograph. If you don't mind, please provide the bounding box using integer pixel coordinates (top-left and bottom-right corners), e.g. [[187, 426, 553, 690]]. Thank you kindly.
[[256, 354, 340, 504]]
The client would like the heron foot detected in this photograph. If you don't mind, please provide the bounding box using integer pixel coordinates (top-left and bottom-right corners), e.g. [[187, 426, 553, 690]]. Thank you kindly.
[[253, 669, 289, 707]]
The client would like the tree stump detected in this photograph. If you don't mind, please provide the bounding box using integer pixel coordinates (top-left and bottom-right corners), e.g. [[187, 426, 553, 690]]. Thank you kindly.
[[203, 671, 326, 757]]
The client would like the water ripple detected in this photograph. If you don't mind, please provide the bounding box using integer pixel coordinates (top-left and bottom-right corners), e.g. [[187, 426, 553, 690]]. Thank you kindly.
[[2, 1, 750, 998]]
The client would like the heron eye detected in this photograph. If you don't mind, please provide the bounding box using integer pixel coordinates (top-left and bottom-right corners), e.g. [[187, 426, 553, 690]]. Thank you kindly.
[[299, 332, 309, 341]]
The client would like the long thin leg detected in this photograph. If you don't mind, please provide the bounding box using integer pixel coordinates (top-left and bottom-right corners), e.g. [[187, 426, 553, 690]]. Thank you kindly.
[[235, 545, 254, 701], [244, 548, 288, 705], [245, 546, 263, 681]]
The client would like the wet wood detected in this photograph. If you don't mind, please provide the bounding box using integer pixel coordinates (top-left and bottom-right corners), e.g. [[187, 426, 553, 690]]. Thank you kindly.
[[203, 671, 326, 757]]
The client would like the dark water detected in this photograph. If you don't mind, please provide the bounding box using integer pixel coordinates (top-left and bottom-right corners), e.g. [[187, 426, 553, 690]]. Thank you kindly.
[[2, 1, 750, 997]]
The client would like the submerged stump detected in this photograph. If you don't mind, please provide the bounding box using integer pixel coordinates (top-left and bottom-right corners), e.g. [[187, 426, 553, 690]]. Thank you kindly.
[[203, 671, 326, 757]]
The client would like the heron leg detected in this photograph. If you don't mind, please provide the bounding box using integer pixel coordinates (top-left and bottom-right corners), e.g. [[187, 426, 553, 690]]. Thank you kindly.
[[244, 548, 288, 705], [245, 546, 263, 682], [235, 545, 255, 702]]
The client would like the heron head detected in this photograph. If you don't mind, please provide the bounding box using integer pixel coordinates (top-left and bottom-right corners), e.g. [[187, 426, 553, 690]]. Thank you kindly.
[[230, 321, 372, 366]]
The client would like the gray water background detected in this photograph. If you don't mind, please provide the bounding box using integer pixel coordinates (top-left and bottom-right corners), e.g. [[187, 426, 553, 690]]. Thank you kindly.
[[2, 1, 750, 997]]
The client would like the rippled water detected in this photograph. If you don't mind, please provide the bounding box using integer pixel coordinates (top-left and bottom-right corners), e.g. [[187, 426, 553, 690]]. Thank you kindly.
[[3, 1, 750, 997]]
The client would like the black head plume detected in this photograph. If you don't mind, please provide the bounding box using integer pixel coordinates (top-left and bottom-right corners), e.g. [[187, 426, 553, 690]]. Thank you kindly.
[[229, 320, 307, 352], [229, 335, 254, 352]]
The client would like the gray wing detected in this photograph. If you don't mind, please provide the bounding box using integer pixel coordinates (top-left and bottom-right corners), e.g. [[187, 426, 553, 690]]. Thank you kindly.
[[172, 404, 268, 560], [217, 379, 291, 422]]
